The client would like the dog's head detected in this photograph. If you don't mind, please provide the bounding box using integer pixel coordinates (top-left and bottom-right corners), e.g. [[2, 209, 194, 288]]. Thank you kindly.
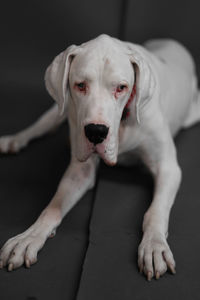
[[45, 35, 155, 165]]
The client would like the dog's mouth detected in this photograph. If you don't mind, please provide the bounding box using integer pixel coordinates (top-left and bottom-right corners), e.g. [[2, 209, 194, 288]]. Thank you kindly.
[[77, 136, 118, 166], [93, 142, 117, 166]]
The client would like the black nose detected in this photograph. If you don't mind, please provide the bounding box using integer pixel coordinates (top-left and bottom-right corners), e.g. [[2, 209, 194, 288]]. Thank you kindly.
[[84, 123, 109, 145]]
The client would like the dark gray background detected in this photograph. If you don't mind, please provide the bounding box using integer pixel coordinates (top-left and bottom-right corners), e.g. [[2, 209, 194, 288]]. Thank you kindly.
[[0, 1, 200, 299]]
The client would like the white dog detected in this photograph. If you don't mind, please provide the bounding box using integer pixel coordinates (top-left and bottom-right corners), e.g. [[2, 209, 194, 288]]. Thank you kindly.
[[0, 34, 199, 281]]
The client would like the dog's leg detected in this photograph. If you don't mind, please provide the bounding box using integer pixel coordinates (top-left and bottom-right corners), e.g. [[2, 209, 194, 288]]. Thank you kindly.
[[138, 134, 182, 281], [0, 155, 98, 270], [0, 104, 66, 153]]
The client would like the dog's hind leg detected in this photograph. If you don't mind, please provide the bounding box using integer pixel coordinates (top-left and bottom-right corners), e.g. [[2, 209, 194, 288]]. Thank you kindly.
[[0, 104, 66, 153]]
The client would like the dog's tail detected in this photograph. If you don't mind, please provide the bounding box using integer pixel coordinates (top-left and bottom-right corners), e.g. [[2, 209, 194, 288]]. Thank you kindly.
[[182, 82, 200, 129]]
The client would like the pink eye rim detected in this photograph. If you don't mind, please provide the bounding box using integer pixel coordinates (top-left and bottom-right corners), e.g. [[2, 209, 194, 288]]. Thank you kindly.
[[116, 84, 128, 93], [114, 83, 128, 99], [74, 81, 87, 92]]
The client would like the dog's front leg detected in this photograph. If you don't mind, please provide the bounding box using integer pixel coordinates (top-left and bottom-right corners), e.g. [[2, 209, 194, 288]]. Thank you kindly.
[[0, 155, 98, 271], [0, 104, 66, 153], [138, 135, 182, 281]]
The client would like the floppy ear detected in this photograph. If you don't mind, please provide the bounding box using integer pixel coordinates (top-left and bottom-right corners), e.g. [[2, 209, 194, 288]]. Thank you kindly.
[[44, 45, 80, 115], [126, 43, 156, 123]]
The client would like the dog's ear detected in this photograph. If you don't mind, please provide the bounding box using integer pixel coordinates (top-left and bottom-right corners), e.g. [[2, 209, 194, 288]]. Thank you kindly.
[[126, 43, 156, 123], [45, 45, 80, 115]]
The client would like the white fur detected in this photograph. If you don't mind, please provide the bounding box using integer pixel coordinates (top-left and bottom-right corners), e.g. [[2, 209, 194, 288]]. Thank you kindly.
[[0, 35, 199, 280]]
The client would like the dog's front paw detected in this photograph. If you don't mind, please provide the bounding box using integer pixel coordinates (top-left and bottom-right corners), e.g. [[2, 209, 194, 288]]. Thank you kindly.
[[0, 134, 27, 153], [138, 231, 176, 281], [0, 225, 54, 271]]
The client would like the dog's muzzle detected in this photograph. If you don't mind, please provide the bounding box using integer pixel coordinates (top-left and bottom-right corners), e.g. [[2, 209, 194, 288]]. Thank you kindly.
[[84, 123, 109, 145]]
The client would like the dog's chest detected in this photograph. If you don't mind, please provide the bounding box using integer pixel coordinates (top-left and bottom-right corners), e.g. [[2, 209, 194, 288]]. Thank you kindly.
[[118, 122, 143, 155]]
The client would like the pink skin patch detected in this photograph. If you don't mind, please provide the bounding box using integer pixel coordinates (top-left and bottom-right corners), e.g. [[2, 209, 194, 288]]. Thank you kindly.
[[121, 84, 136, 120]]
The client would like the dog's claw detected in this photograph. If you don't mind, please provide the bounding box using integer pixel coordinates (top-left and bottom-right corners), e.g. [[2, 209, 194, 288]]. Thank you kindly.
[[8, 263, 14, 272], [49, 229, 56, 238], [155, 271, 160, 279], [25, 258, 30, 268], [169, 264, 176, 274], [147, 271, 152, 281]]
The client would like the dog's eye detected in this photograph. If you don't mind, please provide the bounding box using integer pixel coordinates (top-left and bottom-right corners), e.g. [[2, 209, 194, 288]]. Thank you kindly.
[[75, 82, 87, 92], [116, 84, 127, 93]]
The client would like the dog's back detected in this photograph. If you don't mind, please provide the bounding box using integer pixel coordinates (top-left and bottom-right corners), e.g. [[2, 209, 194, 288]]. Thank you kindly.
[[144, 39, 195, 73], [144, 39, 199, 134]]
